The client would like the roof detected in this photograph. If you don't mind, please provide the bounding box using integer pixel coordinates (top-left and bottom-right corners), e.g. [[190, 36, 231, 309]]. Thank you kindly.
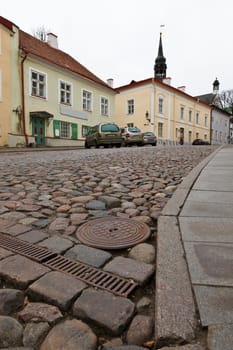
[[116, 78, 211, 109], [195, 93, 217, 105], [19, 30, 114, 92], [0, 16, 17, 32]]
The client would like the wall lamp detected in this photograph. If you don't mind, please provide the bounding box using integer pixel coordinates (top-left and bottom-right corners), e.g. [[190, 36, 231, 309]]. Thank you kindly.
[[12, 105, 22, 117], [145, 110, 151, 123]]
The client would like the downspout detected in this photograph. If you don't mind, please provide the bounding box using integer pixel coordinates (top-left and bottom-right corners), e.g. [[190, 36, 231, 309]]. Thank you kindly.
[[20, 50, 28, 146]]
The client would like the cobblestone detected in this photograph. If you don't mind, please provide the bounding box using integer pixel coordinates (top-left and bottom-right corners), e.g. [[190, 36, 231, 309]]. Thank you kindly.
[[0, 146, 215, 349]]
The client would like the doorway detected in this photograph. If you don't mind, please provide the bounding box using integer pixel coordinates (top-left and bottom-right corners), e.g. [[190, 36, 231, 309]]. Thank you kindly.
[[32, 117, 45, 146]]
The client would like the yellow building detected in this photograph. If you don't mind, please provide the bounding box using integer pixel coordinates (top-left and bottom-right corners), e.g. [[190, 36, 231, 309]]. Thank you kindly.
[[115, 33, 211, 145], [115, 78, 211, 145], [1, 16, 116, 147], [0, 17, 21, 147]]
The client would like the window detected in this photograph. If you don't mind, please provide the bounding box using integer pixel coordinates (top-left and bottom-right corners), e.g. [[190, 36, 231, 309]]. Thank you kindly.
[[204, 134, 208, 140], [60, 81, 71, 105], [196, 132, 199, 139], [31, 69, 46, 98], [158, 97, 164, 114], [204, 114, 208, 127], [60, 121, 70, 138], [101, 97, 109, 116], [196, 112, 200, 125], [83, 90, 92, 111], [158, 122, 163, 138], [189, 110, 192, 123], [127, 99, 134, 114], [180, 106, 184, 121], [53, 120, 78, 139], [82, 125, 92, 137]]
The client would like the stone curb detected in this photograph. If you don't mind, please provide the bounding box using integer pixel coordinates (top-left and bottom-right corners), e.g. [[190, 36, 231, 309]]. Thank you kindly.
[[155, 145, 223, 347]]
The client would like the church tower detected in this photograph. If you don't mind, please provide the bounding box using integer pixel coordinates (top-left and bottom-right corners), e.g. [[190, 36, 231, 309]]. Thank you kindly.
[[213, 78, 220, 94], [154, 32, 167, 80]]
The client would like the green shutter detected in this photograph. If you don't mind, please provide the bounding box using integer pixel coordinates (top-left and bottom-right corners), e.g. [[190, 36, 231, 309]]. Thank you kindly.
[[71, 123, 78, 139], [53, 120, 60, 137]]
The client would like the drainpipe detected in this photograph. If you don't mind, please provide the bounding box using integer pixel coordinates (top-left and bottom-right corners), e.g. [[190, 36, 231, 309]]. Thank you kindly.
[[20, 50, 28, 146]]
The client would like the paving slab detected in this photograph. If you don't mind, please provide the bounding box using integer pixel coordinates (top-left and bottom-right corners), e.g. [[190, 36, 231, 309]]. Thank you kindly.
[[64, 244, 112, 267], [207, 324, 233, 350], [28, 270, 87, 311], [38, 235, 73, 254], [103, 256, 154, 284], [0, 255, 50, 289], [184, 242, 233, 286], [0, 247, 14, 260], [194, 285, 233, 326], [187, 190, 233, 204], [155, 216, 197, 345], [73, 288, 135, 335], [17, 230, 49, 244], [193, 179, 233, 191], [180, 200, 233, 218], [179, 217, 233, 243], [1, 224, 32, 236]]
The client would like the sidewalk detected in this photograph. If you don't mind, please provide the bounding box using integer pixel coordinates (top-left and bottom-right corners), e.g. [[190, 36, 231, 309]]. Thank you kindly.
[[156, 145, 233, 349]]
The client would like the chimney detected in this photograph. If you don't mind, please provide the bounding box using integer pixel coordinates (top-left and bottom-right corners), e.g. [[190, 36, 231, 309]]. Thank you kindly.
[[177, 86, 186, 92], [107, 78, 114, 88], [47, 33, 58, 49]]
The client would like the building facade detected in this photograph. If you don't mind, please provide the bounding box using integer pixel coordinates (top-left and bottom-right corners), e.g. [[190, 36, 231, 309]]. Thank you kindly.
[[0, 16, 116, 148], [115, 78, 211, 145]]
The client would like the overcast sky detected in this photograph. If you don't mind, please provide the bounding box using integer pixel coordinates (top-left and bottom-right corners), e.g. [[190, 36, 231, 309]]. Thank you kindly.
[[2, 0, 233, 96]]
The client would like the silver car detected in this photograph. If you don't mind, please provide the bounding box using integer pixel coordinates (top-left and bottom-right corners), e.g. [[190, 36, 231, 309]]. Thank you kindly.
[[121, 127, 143, 146]]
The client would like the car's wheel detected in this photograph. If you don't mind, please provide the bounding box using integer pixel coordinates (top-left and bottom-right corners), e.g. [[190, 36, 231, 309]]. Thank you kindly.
[[84, 141, 90, 149], [95, 141, 99, 148]]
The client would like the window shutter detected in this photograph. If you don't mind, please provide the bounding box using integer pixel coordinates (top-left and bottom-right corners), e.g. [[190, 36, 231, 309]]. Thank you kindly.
[[53, 120, 60, 137], [71, 123, 78, 139]]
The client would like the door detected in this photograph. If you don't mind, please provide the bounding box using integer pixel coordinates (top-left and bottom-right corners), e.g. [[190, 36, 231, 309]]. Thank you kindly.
[[32, 117, 45, 145]]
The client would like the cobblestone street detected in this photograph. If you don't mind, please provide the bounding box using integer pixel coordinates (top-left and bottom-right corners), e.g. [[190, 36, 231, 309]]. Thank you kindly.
[[0, 145, 216, 350]]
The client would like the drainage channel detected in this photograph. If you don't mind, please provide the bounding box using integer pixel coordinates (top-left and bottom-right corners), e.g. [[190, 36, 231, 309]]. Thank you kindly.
[[0, 233, 137, 297]]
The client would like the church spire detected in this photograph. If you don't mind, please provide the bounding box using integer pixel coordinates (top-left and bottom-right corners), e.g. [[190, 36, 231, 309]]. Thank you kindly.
[[154, 32, 167, 80]]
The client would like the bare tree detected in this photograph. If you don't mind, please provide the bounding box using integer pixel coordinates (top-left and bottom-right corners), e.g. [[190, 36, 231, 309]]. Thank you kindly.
[[32, 26, 50, 42], [214, 90, 233, 116]]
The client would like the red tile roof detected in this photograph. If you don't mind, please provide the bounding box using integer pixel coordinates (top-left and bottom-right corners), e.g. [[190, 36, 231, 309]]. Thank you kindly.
[[19, 30, 114, 91]]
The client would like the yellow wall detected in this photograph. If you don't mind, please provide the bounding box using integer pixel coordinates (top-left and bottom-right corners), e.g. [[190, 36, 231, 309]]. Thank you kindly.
[[115, 80, 211, 144], [23, 57, 116, 140]]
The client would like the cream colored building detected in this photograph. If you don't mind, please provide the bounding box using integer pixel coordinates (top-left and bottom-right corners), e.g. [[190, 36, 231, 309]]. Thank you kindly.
[[1, 16, 116, 148], [115, 78, 211, 145]]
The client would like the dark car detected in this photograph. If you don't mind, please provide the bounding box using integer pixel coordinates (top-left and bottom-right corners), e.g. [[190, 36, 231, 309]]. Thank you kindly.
[[142, 131, 157, 146], [192, 139, 210, 145]]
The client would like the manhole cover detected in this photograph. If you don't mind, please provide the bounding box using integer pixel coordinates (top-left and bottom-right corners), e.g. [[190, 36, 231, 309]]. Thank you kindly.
[[76, 216, 151, 250]]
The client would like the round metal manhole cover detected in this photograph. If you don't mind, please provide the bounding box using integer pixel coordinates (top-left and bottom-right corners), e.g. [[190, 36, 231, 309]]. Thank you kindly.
[[76, 216, 151, 250]]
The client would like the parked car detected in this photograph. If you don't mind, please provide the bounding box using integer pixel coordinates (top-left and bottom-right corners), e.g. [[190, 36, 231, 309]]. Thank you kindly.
[[142, 131, 157, 146], [85, 123, 122, 148], [121, 127, 143, 146], [192, 139, 210, 145]]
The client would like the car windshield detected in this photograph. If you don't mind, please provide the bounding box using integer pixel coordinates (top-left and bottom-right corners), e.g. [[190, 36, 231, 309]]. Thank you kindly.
[[128, 127, 141, 133], [101, 124, 119, 132]]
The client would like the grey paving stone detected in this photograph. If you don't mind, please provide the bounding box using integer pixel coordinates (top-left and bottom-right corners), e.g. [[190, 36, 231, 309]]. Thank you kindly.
[[184, 242, 233, 286], [18, 302, 62, 323], [0, 289, 25, 315], [0, 255, 50, 289], [207, 324, 233, 350], [40, 319, 97, 350], [103, 256, 154, 284], [155, 216, 197, 345], [73, 288, 135, 335], [23, 322, 50, 348], [38, 235, 73, 254], [179, 217, 233, 243], [194, 285, 233, 326], [159, 345, 205, 350], [64, 244, 112, 267], [0, 247, 14, 260], [0, 315, 23, 348], [17, 230, 49, 244], [180, 200, 233, 218], [1, 224, 32, 236], [187, 190, 233, 204], [28, 270, 87, 311]]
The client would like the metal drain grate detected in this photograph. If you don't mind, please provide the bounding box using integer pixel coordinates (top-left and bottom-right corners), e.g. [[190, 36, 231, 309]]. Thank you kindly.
[[0, 233, 137, 297], [44, 255, 137, 297], [0, 233, 56, 262]]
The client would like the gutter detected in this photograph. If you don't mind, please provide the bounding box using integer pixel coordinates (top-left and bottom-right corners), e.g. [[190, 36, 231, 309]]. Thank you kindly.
[[20, 49, 28, 146]]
